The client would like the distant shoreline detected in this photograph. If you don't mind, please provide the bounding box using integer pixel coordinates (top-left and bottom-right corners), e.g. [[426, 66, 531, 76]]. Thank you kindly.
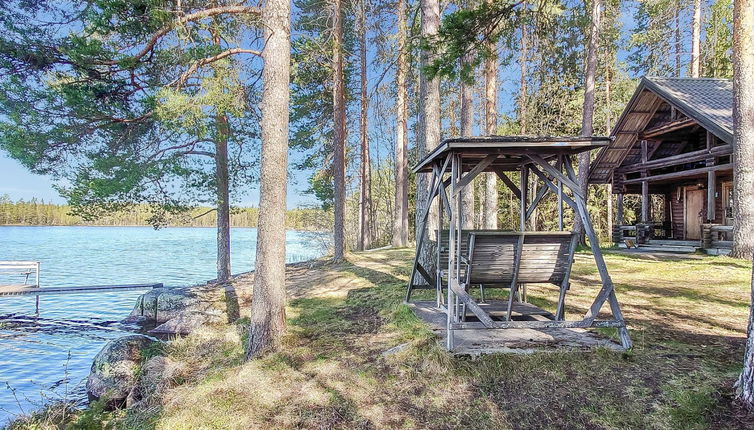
[[0, 224, 328, 232]]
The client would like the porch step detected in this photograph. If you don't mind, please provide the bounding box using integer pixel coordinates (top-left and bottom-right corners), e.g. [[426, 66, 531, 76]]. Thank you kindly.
[[636, 244, 698, 253], [647, 239, 701, 247]]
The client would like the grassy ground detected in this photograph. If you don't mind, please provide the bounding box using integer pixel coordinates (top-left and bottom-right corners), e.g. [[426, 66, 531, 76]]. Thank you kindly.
[[8, 248, 754, 430]]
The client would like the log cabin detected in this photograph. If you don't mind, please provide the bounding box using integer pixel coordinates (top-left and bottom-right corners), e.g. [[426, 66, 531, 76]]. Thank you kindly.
[[589, 77, 733, 254]]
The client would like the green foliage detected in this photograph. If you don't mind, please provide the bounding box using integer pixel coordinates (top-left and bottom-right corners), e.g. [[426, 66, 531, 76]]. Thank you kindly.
[[628, 0, 683, 76], [424, 1, 524, 81], [701, 0, 733, 78], [0, 1, 261, 227], [289, 0, 358, 209]]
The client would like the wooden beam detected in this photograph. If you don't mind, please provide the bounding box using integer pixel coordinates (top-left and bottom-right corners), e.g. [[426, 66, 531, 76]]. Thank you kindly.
[[639, 118, 696, 139], [616, 144, 732, 174], [529, 165, 578, 210], [641, 139, 648, 164], [526, 181, 550, 221], [453, 153, 498, 195], [622, 163, 733, 184], [527, 153, 584, 199], [616, 193, 624, 225], [495, 170, 522, 199]]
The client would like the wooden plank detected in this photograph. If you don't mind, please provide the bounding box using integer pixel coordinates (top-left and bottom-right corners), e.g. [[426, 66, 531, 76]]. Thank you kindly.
[[451, 280, 495, 328], [451, 319, 626, 330], [707, 167, 716, 221], [616, 144, 732, 174], [0, 283, 163, 297]]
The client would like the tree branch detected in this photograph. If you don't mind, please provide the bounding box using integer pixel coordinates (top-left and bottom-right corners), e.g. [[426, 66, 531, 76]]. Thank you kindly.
[[134, 6, 262, 62]]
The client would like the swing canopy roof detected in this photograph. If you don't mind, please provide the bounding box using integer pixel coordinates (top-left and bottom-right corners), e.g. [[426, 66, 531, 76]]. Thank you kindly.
[[413, 135, 611, 174]]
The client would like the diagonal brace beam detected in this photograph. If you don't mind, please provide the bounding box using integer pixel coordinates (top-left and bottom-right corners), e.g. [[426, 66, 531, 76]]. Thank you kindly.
[[527, 153, 584, 199], [495, 170, 522, 199], [453, 154, 499, 195], [529, 164, 578, 210]]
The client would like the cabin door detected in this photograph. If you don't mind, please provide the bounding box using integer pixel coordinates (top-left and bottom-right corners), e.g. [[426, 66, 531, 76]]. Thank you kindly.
[[685, 189, 704, 240]]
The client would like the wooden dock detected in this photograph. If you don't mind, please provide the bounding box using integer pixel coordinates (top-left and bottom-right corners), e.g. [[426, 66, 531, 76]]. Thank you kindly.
[[0, 283, 163, 297]]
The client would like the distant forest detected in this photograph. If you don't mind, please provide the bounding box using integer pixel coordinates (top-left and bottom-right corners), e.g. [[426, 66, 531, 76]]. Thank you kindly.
[[0, 196, 328, 230]]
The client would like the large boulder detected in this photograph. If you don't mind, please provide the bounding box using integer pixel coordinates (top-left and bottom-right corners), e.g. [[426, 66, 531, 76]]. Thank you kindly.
[[127, 280, 252, 335], [86, 335, 157, 407]]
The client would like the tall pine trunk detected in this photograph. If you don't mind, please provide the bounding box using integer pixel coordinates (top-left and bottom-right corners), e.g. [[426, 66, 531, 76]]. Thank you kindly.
[[247, 0, 290, 359], [674, 0, 682, 76], [357, 0, 371, 251], [575, 0, 600, 241], [520, 13, 537, 230], [690, 0, 701, 77], [731, 0, 754, 260], [734, 0, 754, 407], [482, 0, 498, 230], [215, 114, 231, 282], [414, 0, 440, 283], [333, 0, 346, 260], [393, 0, 409, 247], [461, 54, 475, 229]]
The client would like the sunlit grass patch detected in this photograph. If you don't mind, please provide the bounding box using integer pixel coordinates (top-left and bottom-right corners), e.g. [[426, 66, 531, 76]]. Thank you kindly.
[[12, 247, 753, 429]]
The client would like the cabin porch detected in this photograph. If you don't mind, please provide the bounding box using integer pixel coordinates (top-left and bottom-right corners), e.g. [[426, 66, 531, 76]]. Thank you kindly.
[[611, 170, 734, 255]]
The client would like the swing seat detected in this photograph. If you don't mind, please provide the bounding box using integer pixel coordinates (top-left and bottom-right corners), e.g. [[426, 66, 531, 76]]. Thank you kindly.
[[464, 232, 576, 288]]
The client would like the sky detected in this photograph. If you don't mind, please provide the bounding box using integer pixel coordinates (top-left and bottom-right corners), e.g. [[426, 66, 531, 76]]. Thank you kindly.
[[0, 1, 659, 210], [0, 153, 319, 208]]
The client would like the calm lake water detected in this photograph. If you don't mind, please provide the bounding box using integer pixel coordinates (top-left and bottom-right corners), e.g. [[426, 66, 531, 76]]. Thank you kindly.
[[0, 226, 328, 424]]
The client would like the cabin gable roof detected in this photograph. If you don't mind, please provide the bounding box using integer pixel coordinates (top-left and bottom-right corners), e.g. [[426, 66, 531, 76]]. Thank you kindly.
[[589, 77, 733, 184]]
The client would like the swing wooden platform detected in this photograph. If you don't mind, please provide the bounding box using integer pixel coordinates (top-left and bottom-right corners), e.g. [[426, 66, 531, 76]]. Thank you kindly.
[[406, 135, 632, 352]]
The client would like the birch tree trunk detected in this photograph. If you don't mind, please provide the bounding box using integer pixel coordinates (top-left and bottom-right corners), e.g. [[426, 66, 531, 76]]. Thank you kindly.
[[461, 54, 475, 229], [393, 0, 409, 247], [575, 0, 600, 241], [333, 0, 347, 260], [215, 113, 232, 282], [483, 0, 498, 230], [731, 0, 754, 260], [357, 0, 372, 251], [247, 0, 290, 359], [690, 0, 701, 77]]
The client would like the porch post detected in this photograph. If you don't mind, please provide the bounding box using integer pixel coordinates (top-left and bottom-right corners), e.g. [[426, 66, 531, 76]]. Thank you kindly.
[[616, 193, 624, 224], [641, 179, 649, 223], [707, 159, 716, 222]]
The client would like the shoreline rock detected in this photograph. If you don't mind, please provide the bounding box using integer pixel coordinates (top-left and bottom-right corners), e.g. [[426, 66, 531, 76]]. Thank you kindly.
[[86, 334, 157, 408], [127, 279, 252, 335]]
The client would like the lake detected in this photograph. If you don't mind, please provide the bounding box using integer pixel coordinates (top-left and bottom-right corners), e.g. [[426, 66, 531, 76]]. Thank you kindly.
[[0, 226, 329, 424]]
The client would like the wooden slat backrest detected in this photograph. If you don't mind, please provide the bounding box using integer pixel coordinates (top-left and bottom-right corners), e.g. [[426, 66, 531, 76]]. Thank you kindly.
[[436, 230, 506, 274], [467, 232, 574, 285]]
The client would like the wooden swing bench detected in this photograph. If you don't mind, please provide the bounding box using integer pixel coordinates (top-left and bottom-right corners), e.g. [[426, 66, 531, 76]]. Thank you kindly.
[[406, 136, 632, 351], [435, 230, 577, 321]]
